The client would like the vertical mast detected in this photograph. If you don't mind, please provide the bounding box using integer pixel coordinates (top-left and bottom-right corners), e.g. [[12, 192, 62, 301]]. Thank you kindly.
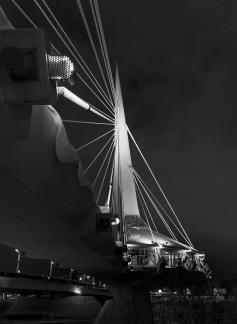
[[112, 65, 140, 221]]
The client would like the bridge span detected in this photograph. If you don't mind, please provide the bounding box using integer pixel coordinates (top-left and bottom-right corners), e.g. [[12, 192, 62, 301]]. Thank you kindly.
[[0, 272, 111, 299]]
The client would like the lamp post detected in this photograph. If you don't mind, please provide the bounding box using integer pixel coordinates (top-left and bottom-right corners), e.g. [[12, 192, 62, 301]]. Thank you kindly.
[[69, 268, 74, 281], [92, 277, 95, 286], [14, 249, 25, 273], [48, 261, 55, 279]]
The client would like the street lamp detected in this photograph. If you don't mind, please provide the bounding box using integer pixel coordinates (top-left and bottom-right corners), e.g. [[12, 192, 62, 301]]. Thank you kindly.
[[48, 261, 55, 279], [14, 249, 25, 274], [92, 277, 95, 286], [69, 268, 74, 281]]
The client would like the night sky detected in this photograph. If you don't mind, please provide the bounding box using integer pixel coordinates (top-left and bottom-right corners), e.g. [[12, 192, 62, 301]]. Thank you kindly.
[[1, 0, 237, 280]]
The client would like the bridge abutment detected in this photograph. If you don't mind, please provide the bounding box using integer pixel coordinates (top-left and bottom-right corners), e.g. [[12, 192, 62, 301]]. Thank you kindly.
[[95, 282, 154, 324]]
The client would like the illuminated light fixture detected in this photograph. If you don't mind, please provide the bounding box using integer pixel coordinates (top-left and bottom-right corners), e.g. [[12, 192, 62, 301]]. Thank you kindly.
[[74, 287, 82, 295], [48, 260, 55, 279], [111, 217, 120, 226], [14, 248, 21, 273], [14, 248, 26, 274], [69, 268, 74, 281], [47, 55, 74, 80]]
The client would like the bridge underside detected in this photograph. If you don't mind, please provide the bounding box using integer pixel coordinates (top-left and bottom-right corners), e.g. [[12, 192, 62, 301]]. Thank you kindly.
[[0, 101, 208, 280], [0, 103, 123, 275]]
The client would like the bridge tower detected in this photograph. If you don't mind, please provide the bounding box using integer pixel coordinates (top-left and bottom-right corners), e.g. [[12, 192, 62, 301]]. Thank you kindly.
[[112, 66, 140, 242]]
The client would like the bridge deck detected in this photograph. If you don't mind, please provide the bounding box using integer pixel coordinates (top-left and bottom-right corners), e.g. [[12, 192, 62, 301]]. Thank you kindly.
[[0, 272, 111, 298]]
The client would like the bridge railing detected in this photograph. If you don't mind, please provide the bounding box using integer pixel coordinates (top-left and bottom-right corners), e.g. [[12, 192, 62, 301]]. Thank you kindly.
[[126, 247, 212, 278]]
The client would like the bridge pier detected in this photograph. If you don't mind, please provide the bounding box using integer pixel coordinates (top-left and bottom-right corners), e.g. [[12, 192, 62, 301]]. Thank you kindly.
[[95, 283, 154, 324]]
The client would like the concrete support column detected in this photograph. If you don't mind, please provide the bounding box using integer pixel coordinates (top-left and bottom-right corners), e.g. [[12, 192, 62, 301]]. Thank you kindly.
[[95, 283, 154, 324]]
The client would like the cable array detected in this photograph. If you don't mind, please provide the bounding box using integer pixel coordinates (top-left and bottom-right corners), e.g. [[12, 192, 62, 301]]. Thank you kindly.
[[34, 0, 114, 115], [9, 0, 113, 122], [133, 176, 156, 243], [96, 138, 116, 203], [75, 0, 114, 105], [76, 128, 114, 152], [128, 127, 194, 248], [90, 0, 115, 100], [133, 170, 178, 241], [133, 170, 192, 244], [8, 0, 195, 248]]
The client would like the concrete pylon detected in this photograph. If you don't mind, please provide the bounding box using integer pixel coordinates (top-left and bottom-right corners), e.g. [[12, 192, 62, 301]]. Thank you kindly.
[[112, 65, 140, 223], [95, 283, 154, 324]]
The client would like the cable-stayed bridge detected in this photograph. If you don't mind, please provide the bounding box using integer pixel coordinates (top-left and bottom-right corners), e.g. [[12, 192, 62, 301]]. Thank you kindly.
[[0, 1, 211, 323]]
